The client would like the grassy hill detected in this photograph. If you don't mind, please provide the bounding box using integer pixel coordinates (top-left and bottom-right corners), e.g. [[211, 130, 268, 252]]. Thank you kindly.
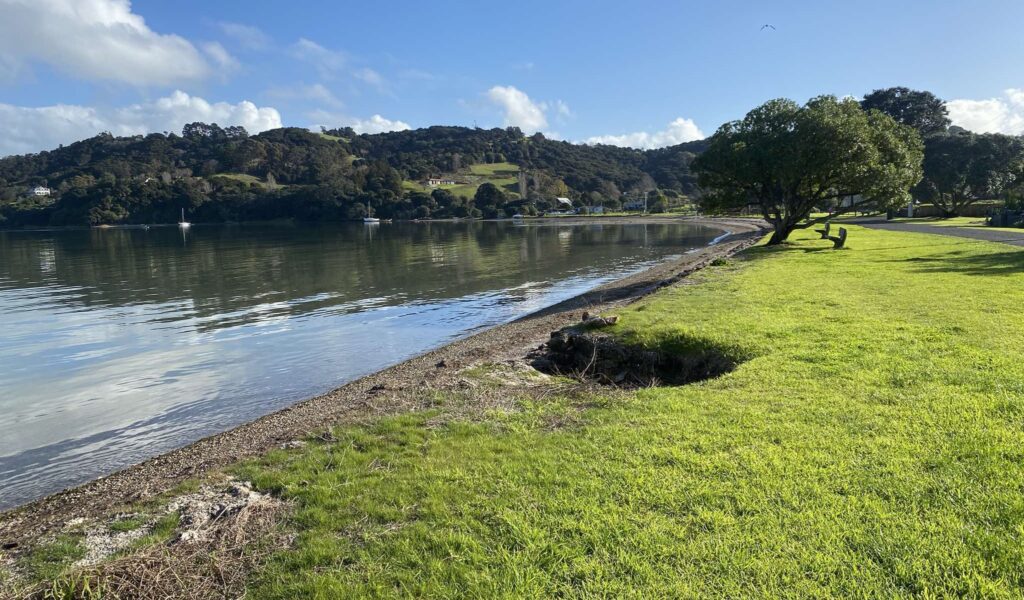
[[403, 162, 522, 199]]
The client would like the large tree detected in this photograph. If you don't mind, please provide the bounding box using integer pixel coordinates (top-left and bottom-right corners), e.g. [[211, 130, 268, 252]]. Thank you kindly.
[[694, 96, 924, 244], [861, 87, 951, 136], [915, 130, 1024, 217], [473, 182, 507, 218]]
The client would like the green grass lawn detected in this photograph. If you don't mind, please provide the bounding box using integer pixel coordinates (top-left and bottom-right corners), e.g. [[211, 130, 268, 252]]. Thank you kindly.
[[467, 162, 520, 177], [431, 162, 521, 198], [211, 173, 282, 189], [234, 225, 1024, 598], [890, 216, 1024, 234], [401, 180, 427, 193]]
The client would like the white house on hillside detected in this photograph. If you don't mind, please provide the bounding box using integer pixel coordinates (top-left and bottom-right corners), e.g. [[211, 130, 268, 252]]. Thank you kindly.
[[31, 186, 51, 197], [426, 177, 458, 187]]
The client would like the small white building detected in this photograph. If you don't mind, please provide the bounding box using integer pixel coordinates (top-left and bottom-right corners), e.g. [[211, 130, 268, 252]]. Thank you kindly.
[[426, 177, 458, 187], [31, 186, 51, 197], [555, 197, 573, 209]]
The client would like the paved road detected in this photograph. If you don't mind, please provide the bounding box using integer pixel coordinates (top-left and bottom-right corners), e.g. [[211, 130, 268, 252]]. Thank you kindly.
[[852, 218, 1024, 247]]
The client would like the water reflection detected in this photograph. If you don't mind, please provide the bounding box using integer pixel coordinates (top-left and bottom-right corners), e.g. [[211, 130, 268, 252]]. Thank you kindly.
[[0, 221, 721, 508]]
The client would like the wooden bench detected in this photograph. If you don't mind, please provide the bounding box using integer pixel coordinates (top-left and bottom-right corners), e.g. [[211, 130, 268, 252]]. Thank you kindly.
[[814, 222, 847, 248], [828, 227, 848, 249]]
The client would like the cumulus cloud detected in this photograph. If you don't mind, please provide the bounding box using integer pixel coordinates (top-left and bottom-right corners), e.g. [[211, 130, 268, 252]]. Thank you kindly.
[[0, 0, 214, 85], [350, 114, 411, 134], [486, 85, 549, 132], [307, 110, 410, 134], [218, 22, 272, 50], [947, 89, 1024, 135], [0, 91, 282, 156], [585, 117, 705, 149]]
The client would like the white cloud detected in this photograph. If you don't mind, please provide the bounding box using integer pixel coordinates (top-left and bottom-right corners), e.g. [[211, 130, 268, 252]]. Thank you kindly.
[[486, 85, 548, 133], [351, 114, 411, 134], [218, 22, 271, 50], [202, 42, 239, 71], [290, 38, 347, 77], [267, 83, 344, 109], [947, 88, 1024, 135], [0, 0, 213, 85], [0, 91, 282, 156], [289, 38, 388, 92], [552, 99, 572, 119], [585, 117, 705, 149], [353, 67, 388, 93], [307, 110, 410, 134]]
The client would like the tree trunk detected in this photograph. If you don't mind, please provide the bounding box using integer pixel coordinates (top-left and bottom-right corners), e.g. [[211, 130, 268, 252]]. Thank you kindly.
[[767, 218, 797, 245]]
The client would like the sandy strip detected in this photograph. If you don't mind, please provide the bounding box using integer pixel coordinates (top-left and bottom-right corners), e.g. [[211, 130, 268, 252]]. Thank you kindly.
[[0, 217, 768, 546]]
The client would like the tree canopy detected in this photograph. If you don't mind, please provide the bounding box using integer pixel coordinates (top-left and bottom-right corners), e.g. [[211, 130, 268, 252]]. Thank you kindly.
[[861, 87, 951, 136], [915, 130, 1024, 216], [694, 95, 924, 244]]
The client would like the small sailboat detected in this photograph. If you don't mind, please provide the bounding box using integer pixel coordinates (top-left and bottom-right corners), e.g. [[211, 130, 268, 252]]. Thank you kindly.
[[178, 208, 191, 229], [363, 203, 379, 223]]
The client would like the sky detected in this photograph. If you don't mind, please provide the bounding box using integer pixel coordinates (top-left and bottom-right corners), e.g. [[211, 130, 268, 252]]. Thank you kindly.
[[0, 0, 1023, 156]]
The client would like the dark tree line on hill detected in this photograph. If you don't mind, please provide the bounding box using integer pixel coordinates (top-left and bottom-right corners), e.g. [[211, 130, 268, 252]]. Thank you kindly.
[[0, 123, 706, 227]]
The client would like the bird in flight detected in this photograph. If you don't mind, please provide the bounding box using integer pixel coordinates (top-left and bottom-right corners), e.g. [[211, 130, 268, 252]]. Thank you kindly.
[[760, 24, 776, 30]]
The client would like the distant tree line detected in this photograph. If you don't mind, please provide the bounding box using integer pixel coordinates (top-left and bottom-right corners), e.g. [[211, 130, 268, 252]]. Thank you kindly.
[[693, 86, 1024, 242], [861, 87, 1024, 217], [3, 88, 1020, 229], [0, 123, 706, 227]]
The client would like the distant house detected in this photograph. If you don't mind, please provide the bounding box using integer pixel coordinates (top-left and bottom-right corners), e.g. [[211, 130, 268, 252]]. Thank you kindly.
[[31, 186, 51, 197], [555, 197, 573, 209], [623, 200, 645, 211], [426, 177, 459, 187], [584, 206, 604, 215]]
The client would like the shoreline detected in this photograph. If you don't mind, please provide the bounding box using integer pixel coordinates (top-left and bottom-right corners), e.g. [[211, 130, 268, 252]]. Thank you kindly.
[[0, 216, 768, 546], [0, 213, 726, 232]]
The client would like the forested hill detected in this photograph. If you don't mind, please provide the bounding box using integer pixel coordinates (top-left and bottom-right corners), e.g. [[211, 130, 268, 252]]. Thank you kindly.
[[0, 123, 707, 226]]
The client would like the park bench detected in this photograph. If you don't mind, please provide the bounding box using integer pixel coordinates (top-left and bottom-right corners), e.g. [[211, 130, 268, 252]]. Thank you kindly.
[[814, 222, 848, 249]]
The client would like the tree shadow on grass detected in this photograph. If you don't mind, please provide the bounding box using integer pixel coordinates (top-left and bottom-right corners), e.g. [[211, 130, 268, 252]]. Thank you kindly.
[[898, 249, 1024, 276], [742, 243, 834, 261]]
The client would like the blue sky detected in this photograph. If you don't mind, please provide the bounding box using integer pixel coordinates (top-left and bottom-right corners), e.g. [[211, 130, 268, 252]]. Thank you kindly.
[[1, 0, 1023, 155]]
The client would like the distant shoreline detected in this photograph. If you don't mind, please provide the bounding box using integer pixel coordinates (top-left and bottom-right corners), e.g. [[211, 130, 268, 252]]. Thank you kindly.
[[0, 213, 719, 232], [0, 217, 768, 544]]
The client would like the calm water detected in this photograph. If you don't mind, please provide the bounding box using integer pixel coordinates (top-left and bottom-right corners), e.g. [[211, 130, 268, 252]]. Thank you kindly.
[[0, 221, 722, 508]]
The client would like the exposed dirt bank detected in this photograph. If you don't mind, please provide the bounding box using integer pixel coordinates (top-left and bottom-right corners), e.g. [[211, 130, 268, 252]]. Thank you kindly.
[[0, 217, 768, 550]]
